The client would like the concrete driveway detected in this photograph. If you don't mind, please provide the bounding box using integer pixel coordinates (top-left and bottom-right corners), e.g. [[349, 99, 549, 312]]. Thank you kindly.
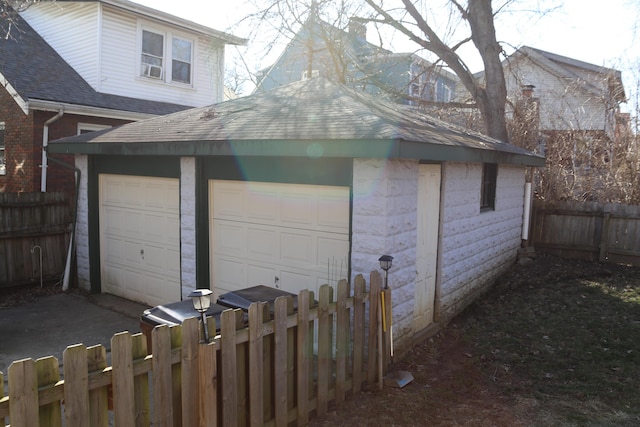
[[0, 292, 148, 375]]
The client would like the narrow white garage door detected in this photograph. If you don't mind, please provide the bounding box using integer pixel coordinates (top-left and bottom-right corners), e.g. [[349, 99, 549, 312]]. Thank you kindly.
[[210, 180, 350, 296], [99, 174, 181, 307]]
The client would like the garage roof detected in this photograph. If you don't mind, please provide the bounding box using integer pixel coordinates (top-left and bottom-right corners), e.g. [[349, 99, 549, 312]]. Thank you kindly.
[[49, 78, 545, 167]]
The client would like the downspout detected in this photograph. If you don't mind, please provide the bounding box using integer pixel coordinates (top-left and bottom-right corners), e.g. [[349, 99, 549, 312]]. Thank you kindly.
[[46, 156, 80, 292], [41, 108, 64, 192]]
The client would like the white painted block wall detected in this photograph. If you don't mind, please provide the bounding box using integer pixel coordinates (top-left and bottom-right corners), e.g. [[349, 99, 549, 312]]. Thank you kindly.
[[352, 159, 526, 352], [180, 157, 197, 299], [75, 155, 91, 292], [438, 163, 525, 319]]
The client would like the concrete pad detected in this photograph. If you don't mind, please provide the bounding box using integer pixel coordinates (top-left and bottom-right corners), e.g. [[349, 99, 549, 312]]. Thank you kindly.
[[0, 292, 148, 376]]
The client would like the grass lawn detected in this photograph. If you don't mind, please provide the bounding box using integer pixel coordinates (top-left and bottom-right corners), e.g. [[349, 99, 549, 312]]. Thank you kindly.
[[311, 254, 640, 426]]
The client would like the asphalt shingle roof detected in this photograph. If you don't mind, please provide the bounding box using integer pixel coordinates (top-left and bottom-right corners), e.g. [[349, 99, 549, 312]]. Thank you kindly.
[[0, 12, 191, 116], [50, 77, 545, 167]]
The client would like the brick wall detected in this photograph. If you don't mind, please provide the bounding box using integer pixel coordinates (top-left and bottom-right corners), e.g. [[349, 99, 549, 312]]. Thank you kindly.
[[0, 89, 36, 193]]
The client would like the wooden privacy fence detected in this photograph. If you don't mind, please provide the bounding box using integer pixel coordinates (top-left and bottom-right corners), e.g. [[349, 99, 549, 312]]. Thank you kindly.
[[531, 200, 640, 266], [0, 192, 71, 287], [0, 273, 393, 426]]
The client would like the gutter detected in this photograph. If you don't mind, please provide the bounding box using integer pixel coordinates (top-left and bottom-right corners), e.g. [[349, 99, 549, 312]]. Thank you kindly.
[[41, 108, 64, 192]]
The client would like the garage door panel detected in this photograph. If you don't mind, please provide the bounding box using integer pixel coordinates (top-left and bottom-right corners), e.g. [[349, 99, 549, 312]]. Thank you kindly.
[[211, 180, 350, 295], [280, 232, 313, 264], [100, 174, 180, 305]]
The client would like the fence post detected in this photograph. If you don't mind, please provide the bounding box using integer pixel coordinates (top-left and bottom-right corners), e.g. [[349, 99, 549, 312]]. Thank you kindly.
[[367, 271, 382, 387], [273, 296, 293, 426], [221, 309, 239, 426], [152, 325, 173, 427], [199, 339, 218, 426]]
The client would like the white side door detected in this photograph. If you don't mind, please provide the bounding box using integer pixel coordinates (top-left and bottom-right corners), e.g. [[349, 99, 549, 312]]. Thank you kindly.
[[413, 164, 441, 331]]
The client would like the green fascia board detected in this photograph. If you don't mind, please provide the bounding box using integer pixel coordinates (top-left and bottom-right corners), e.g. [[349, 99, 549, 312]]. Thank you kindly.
[[48, 138, 545, 167]]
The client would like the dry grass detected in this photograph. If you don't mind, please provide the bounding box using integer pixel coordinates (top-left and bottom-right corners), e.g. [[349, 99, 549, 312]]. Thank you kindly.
[[311, 254, 640, 426]]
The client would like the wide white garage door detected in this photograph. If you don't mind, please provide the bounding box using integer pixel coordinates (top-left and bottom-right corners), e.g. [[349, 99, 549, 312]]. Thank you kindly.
[[99, 174, 181, 307], [210, 180, 350, 296]]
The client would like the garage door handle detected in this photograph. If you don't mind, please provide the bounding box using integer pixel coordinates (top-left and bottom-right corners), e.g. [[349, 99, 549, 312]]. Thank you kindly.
[[140, 249, 144, 259], [274, 276, 279, 288]]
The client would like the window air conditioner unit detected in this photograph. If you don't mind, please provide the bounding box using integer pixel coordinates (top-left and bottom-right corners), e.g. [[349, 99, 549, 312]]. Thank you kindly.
[[143, 64, 163, 79], [301, 69, 319, 80]]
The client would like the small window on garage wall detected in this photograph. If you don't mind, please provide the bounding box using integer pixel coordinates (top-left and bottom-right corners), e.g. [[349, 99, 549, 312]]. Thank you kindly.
[[480, 163, 497, 211], [0, 122, 5, 176]]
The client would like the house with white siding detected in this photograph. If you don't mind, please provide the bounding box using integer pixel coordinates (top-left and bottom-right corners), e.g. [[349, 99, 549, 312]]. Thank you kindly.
[[0, 0, 244, 196], [49, 77, 544, 354]]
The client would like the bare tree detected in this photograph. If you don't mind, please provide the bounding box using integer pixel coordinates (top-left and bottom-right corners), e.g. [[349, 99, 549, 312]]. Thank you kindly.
[[1, 1, 39, 39], [238, 0, 549, 141]]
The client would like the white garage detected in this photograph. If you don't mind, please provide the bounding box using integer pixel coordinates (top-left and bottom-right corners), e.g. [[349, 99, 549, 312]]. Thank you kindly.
[[99, 174, 181, 307], [209, 180, 350, 296]]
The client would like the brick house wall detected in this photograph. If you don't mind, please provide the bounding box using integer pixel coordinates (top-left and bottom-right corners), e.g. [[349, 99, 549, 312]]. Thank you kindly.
[[0, 87, 131, 199]]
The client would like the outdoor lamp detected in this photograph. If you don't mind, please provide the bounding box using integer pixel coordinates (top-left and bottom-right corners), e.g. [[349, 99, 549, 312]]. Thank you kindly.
[[378, 255, 393, 289], [189, 288, 213, 343]]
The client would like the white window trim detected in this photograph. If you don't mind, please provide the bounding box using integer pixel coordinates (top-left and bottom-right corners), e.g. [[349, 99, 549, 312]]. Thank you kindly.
[[77, 123, 112, 135], [137, 22, 195, 87]]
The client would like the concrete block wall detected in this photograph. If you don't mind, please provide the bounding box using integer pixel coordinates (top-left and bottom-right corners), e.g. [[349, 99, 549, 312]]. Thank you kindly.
[[74, 154, 91, 292], [180, 157, 197, 299], [351, 158, 419, 350], [437, 163, 525, 320]]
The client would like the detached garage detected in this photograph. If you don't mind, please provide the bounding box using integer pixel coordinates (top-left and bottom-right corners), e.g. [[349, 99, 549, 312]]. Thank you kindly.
[[50, 78, 544, 353]]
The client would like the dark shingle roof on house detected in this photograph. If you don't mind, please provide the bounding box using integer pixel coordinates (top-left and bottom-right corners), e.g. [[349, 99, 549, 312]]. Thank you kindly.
[[0, 12, 191, 116], [49, 77, 544, 167]]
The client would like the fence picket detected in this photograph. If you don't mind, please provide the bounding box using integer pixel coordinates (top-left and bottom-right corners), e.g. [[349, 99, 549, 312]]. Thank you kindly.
[[316, 284, 332, 416], [153, 325, 173, 427], [335, 279, 350, 405], [111, 332, 136, 427], [2, 273, 383, 427], [86, 345, 109, 427], [221, 309, 239, 426], [249, 302, 265, 427], [181, 318, 200, 427], [296, 290, 311, 425], [8, 359, 38, 427], [368, 271, 382, 386], [64, 345, 90, 426], [352, 274, 366, 394]]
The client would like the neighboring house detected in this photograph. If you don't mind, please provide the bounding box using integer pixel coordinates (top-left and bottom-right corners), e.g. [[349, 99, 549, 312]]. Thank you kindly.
[[255, 16, 457, 105], [0, 0, 244, 196], [49, 77, 544, 353]]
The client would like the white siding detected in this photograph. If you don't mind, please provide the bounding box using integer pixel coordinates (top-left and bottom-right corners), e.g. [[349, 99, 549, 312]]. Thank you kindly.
[[22, 3, 225, 107], [505, 58, 607, 131], [20, 3, 101, 88], [438, 163, 524, 318], [99, 7, 221, 106]]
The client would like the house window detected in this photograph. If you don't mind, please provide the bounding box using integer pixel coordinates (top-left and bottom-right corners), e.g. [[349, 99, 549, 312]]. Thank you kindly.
[[0, 122, 5, 176], [480, 163, 497, 211], [140, 28, 193, 85], [141, 30, 164, 79], [172, 37, 192, 84]]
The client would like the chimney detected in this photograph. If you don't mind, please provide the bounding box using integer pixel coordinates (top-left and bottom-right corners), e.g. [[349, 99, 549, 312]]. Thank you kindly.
[[521, 84, 535, 97], [349, 17, 366, 39]]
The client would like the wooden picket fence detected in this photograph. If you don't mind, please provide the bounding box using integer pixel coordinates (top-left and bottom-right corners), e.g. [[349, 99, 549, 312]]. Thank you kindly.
[[0, 273, 392, 426]]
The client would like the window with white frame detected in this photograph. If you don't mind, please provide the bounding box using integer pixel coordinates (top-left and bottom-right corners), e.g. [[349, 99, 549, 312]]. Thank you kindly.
[[0, 122, 5, 175], [140, 28, 193, 85]]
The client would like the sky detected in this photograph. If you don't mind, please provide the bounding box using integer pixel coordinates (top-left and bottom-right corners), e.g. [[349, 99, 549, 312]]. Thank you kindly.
[[131, 0, 639, 109]]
